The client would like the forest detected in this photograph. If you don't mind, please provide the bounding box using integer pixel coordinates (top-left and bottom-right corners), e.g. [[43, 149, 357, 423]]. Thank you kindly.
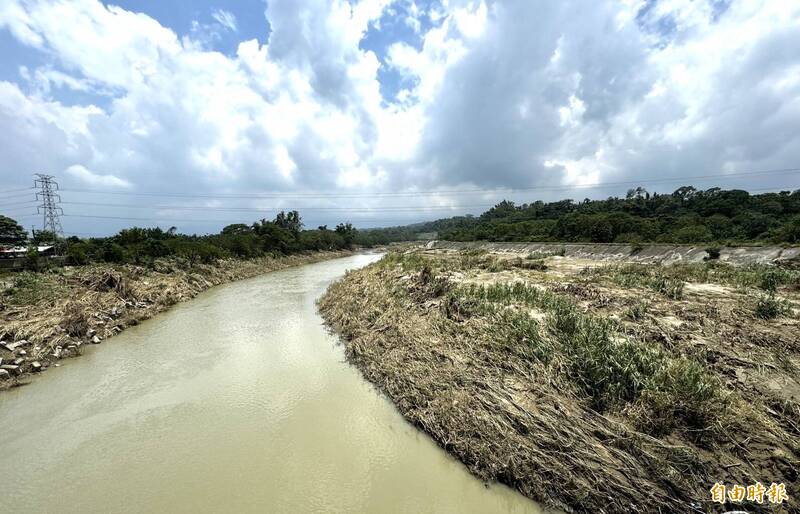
[[368, 186, 800, 245]]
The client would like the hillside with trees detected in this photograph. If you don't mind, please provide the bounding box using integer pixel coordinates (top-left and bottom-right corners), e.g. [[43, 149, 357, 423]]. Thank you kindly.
[[365, 186, 800, 245]]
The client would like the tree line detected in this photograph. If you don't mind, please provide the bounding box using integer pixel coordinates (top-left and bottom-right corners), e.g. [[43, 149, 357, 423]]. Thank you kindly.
[[365, 186, 800, 245], [3, 185, 799, 268], [0, 211, 377, 267]]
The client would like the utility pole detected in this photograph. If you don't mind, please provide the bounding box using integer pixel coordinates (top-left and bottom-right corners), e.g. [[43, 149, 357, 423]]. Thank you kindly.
[[34, 174, 64, 244]]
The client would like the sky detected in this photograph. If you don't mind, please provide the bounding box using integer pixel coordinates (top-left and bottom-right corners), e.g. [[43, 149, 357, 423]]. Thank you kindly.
[[0, 0, 799, 236]]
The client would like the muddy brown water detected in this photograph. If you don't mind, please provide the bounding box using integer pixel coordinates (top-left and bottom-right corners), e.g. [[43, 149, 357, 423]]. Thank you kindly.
[[0, 254, 544, 514]]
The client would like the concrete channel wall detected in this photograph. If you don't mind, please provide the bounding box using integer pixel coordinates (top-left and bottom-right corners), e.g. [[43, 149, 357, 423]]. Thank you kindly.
[[422, 240, 800, 267]]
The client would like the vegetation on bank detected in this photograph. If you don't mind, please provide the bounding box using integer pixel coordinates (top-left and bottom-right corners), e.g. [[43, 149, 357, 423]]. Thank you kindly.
[[320, 250, 800, 513], [0, 251, 351, 387], [0, 210, 385, 269], [4, 186, 800, 268], [362, 186, 800, 245]]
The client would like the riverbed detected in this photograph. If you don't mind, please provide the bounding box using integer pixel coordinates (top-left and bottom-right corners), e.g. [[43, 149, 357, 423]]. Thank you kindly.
[[0, 253, 543, 514]]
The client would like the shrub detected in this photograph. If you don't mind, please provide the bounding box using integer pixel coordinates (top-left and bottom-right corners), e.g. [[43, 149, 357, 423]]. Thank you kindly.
[[547, 300, 581, 336], [101, 242, 126, 263], [704, 247, 721, 260], [651, 276, 684, 300], [758, 268, 782, 293], [754, 294, 789, 319], [560, 317, 662, 411], [66, 243, 90, 265], [624, 302, 648, 321], [24, 246, 42, 271], [494, 310, 553, 363]]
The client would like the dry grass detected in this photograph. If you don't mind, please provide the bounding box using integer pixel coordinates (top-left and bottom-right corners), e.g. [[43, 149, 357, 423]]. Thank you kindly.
[[319, 249, 800, 514]]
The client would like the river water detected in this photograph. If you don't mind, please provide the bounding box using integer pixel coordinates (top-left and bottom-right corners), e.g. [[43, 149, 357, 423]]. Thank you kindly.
[[0, 254, 543, 514]]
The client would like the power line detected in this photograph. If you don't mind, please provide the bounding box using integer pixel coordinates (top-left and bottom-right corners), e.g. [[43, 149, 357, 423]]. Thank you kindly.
[[0, 192, 36, 201], [0, 186, 34, 195], [62, 214, 436, 224], [59, 201, 494, 212], [0, 200, 37, 208], [2, 211, 38, 217], [47, 181, 800, 237], [57, 167, 800, 199]]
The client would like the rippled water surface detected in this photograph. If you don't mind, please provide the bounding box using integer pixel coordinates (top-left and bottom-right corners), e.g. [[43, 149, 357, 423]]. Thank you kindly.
[[0, 254, 544, 514]]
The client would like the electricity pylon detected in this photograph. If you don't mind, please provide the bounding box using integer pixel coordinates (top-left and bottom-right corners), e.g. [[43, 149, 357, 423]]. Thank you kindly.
[[34, 174, 64, 242]]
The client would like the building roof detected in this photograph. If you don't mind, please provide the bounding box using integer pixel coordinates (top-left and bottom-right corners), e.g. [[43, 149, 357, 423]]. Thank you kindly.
[[0, 245, 54, 253]]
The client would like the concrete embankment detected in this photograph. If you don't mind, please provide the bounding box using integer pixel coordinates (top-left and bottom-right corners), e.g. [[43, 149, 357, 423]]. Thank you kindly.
[[422, 240, 800, 266], [0, 251, 352, 388]]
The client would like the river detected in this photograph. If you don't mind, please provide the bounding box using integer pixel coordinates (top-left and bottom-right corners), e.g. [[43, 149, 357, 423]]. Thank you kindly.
[[0, 253, 543, 514]]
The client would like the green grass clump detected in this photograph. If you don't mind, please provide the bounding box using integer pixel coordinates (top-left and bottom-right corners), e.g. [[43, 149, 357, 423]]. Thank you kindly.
[[590, 261, 800, 294], [553, 312, 722, 431], [633, 358, 723, 441], [493, 309, 554, 363], [547, 300, 581, 336], [443, 276, 727, 439], [754, 294, 791, 319], [651, 276, 684, 300], [380, 252, 432, 272], [515, 258, 548, 271], [463, 280, 722, 431], [623, 302, 648, 321], [595, 264, 685, 299], [1, 271, 64, 306], [551, 312, 663, 411]]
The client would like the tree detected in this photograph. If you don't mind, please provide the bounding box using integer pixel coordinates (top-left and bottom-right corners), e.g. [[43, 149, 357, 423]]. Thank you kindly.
[[222, 223, 251, 235], [335, 223, 357, 247], [274, 211, 303, 235], [0, 215, 27, 246], [31, 230, 56, 245]]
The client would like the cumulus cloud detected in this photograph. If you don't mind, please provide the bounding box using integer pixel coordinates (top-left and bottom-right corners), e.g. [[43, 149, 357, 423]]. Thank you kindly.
[[0, 0, 798, 234], [65, 164, 131, 188]]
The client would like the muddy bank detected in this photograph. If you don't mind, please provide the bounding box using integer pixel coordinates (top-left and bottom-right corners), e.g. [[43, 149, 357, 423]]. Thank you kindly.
[[0, 251, 351, 388], [423, 240, 800, 267], [319, 249, 799, 513]]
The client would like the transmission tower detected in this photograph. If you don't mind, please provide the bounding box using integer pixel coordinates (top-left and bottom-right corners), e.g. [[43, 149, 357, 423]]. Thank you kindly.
[[34, 174, 64, 242]]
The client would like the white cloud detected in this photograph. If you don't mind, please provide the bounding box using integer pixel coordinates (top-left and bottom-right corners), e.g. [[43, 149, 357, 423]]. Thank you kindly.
[[211, 9, 237, 32], [0, 0, 799, 234], [65, 164, 131, 188]]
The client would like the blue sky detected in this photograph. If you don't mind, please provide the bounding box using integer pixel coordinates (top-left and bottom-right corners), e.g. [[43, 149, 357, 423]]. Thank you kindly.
[[1, 0, 799, 235], [104, 0, 271, 53]]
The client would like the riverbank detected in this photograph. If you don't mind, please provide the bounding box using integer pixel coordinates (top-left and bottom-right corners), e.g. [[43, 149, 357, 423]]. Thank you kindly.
[[0, 250, 352, 388], [423, 240, 800, 267], [319, 248, 800, 513]]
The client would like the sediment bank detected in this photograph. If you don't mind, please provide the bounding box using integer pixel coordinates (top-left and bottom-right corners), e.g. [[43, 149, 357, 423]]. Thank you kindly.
[[0, 250, 351, 388], [423, 240, 800, 267], [319, 248, 800, 513]]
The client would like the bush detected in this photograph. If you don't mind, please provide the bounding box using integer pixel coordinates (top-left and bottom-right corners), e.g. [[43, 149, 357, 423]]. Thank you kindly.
[[101, 242, 126, 263], [703, 247, 721, 260], [651, 276, 684, 300], [66, 243, 90, 265], [560, 316, 662, 411], [24, 246, 41, 271], [494, 310, 553, 363], [547, 300, 581, 336], [758, 268, 782, 293], [754, 294, 789, 319], [624, 302, 648, 321]]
